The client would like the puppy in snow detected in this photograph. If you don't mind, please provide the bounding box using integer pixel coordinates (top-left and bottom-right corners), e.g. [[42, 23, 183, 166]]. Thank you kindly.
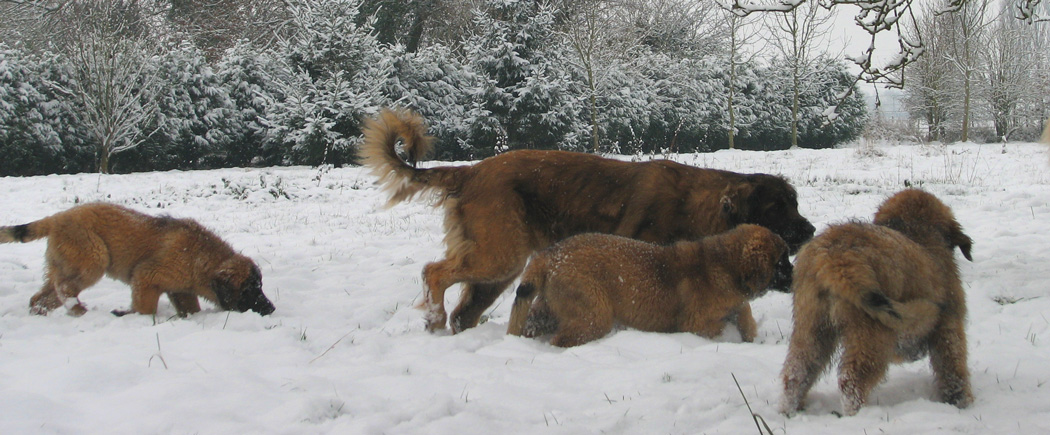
[[506, 224, 791, 347], [780, 189, 973, 416]]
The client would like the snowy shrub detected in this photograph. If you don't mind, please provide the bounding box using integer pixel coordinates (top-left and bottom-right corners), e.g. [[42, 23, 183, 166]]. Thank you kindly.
[[463, 0, 584, 157], [264, 0, 390, 166], [216, 40, 286, 167], [116, 42, 239, 172], [383, 44, 479, 160], [0, 47, 89, 176]]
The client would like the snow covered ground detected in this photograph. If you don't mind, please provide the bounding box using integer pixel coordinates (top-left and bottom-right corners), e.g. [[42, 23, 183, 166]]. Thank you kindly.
[[0, 141, 1048, 434]]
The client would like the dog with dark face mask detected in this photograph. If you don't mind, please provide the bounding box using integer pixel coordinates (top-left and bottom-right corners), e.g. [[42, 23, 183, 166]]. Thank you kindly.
[[0, 202, 275, 317], [360, 108, 815, 333]]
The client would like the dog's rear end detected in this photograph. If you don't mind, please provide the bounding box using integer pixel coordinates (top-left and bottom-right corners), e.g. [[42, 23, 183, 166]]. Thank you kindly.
[[781, 190, 973, 416]]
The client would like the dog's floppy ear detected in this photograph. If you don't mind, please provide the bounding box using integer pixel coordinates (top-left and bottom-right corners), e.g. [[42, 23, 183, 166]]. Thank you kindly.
[[210, 265, 240, 310], [950, 227, 973, 262], [719, 183, 754, 225]]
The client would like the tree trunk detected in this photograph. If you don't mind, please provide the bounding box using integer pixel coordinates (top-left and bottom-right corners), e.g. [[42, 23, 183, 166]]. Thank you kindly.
[[961, 72, 971, 142], [791, 73, 800, 148], [99, 146, 111, 174], [588, 66, 598, 153]]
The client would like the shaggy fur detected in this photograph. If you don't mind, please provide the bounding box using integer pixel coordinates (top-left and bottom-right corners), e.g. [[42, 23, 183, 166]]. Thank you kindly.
[[504, 224, 790, 347], [780, 189, 973, 416], [359, 108, 815, 333], [0, 202, 275, 317]]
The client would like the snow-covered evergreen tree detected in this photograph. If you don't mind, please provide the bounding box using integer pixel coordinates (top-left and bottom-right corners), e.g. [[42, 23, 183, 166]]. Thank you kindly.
[[118, 42, 238, 172], [384, 43, 478, 160], [463, 0, 583, 156], [0, 47, 88, 176], [216, 40, 285, 167], [266, 0, 391, 166]]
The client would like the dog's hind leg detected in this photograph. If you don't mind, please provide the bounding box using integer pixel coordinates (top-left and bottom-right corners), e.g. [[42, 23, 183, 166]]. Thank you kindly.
[[928, 316, 973, 408], [33, 258, 105, 317], [780, 301, 837, 415], [837, 320, 893, 416], [47, 231, 107, 316], [422, 202, 532, 333], [29, 274, 63, 315]]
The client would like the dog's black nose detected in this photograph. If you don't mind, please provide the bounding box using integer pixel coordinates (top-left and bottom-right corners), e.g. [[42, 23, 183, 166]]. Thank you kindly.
[[252, 296, 275, 315]]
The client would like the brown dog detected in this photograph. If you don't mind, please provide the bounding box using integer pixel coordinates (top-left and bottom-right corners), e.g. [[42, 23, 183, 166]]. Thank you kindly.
[[780, 189, 973, 416], [505, 224, 791, 347], [0, 202, 275, 317], [359, 108, 815, 333]]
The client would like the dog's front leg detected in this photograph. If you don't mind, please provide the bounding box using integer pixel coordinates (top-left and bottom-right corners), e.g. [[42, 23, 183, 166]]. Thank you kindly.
[[169, 292, 202, 317], [128, 284, 163, 316], [735, 303, 758, 343]]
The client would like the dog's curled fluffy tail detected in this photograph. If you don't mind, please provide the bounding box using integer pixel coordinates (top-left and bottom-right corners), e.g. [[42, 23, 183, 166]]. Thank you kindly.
[[506, 257, 550, 336], [0, 219, 50, 244], [853, 290, 940, 334], [359, 108, 464, 207]]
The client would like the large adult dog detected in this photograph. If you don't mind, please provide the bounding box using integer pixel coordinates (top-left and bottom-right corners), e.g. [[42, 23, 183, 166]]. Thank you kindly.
[[780, 189, 973, 416], [360, 108, 815, 333], [0, 202, 275, 317], [506, 224, 791, 347]]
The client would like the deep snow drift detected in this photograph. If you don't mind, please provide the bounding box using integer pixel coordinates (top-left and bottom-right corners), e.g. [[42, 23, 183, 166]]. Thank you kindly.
[[1, 142, 1048, 434]]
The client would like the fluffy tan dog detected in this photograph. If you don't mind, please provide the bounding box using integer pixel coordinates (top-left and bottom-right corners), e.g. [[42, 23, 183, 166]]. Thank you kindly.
[[780, 189, 973, 416], [505, 224, 791, 347], [0, 202, 275, 317], [359, 108, 814, 333]]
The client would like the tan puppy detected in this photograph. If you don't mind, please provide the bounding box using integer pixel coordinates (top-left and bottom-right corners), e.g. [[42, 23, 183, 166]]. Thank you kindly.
[[780, 189, 973, 416], [360, 108, 814, 333], [505, 224, 791, 347], [0, 202, 275, 317]]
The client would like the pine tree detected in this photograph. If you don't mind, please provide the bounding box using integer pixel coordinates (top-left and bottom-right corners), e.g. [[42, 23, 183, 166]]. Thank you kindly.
[[216, 40, 285, 167], [464, 0, 583, 156], [117, 42, 238, 171], [266, 0, 391, 166]]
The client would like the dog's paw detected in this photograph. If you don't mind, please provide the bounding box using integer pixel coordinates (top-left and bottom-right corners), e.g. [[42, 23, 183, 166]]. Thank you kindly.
[[66, 304, 88, 317], [111, 308, 134, 317]]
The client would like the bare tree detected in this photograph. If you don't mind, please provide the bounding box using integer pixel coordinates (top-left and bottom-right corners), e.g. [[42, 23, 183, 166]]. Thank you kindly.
[[720, 8, 762, 149], [764, 1, 834, 148], [983, 2, 1040, 141], [53, 1, 163, 173], [902, 9, 953, 142], [942, 0, 993, 142], [164, 0, 294, 59], [559, 0, 644, 152], [715, 0, 1047, 112]]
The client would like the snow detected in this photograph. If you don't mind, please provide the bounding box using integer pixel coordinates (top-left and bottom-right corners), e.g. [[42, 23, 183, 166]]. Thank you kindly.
[[1, 141, 1049, 434]]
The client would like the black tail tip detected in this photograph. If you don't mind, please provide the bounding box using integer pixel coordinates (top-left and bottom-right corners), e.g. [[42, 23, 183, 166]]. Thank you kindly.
[[11, 224, 29, 242], [863, 292, 902, 319]]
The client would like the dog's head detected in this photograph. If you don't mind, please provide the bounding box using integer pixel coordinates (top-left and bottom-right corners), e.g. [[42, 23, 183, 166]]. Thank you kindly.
[[719, 174, 815, 255], [874, 189, 973, 262], [211, 256, 275, 315], [729, 224, 792, 297]]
